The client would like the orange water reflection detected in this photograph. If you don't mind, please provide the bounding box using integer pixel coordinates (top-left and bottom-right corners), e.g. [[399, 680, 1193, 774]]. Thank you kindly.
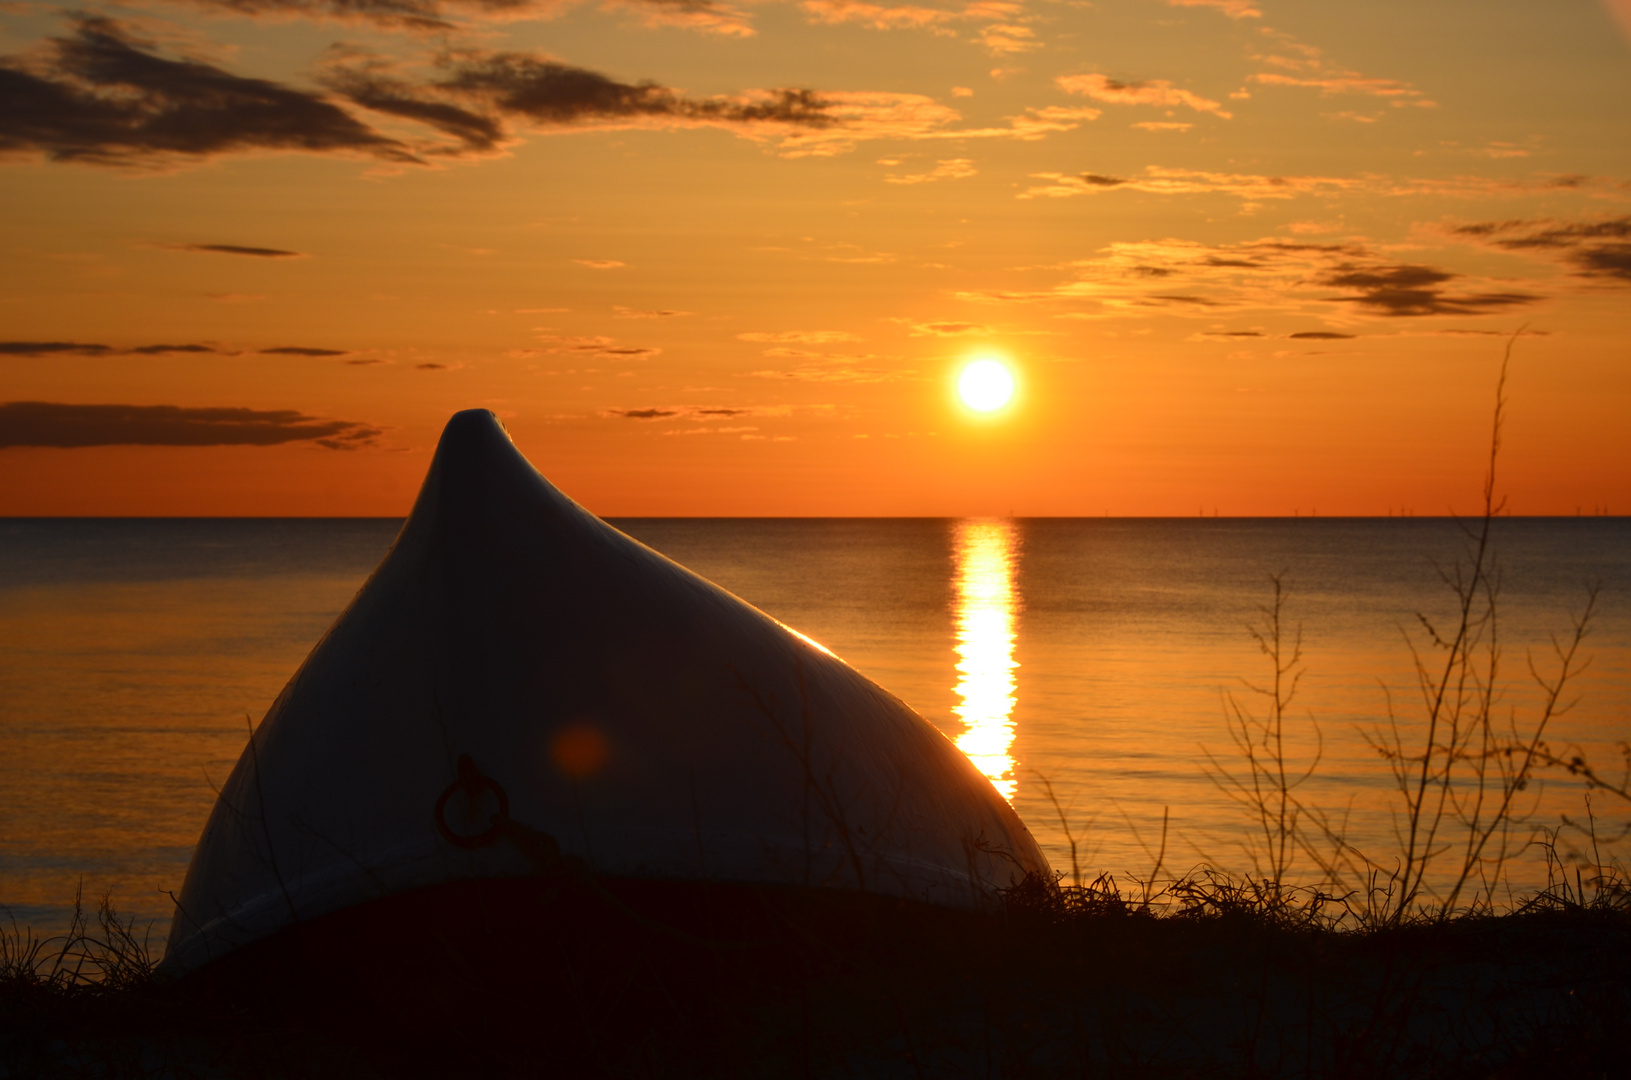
[[952, 519, 1020, 800]]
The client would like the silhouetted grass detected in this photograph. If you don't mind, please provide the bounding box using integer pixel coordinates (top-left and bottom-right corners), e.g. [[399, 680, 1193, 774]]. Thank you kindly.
[[3, 864, 1627, 1079]]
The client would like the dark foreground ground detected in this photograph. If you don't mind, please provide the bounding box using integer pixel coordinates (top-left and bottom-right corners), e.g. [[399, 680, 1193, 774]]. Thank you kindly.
[[3, 872, 1627, 1079]]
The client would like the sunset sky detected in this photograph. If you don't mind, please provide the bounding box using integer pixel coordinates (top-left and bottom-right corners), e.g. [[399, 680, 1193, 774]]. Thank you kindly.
[[2, 0, 1628, 516]]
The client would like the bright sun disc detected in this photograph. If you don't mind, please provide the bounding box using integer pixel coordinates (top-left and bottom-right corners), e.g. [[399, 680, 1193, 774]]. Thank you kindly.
[[958, 359, 1015, 413]]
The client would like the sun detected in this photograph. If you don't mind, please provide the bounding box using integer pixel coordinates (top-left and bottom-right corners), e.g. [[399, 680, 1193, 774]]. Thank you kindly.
[[958, 358, 1016, 413]]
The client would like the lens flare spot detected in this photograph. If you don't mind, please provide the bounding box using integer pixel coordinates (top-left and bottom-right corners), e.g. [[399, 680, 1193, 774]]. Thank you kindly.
[[551, 722, 610, 779]]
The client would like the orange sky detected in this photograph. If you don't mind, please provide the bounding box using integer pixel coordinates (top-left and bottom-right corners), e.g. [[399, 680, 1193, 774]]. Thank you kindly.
[[2, 0, 1628, 515]]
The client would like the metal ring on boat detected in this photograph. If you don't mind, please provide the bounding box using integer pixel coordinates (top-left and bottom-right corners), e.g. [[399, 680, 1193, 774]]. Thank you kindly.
[[433, 754, 511, 850]]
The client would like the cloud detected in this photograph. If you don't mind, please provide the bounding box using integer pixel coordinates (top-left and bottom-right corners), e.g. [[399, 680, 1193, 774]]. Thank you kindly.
[[574, 259, 625, 269], [168, 0, 754, 36], [1020, 166, 1363, 201], [884, 157, 975, 184], [798, 0, 1037, 55], [747, 365, 907, 382], [0, 341, 113, 356], [0, 340, 228, 356], [321, 45, 1092, 159], [165, 243, 306, 258], [1016, 166, 1590, 203], [974, 23, 1038, 55], [613, 306, 690, 318], [601, 404, 769, 420], [8, 19, 996, 169], [533, 334, 661, 358], [127, 343, 225, 355], [1132, 121, 1192, 132], [0, 16, 413, 166], [1450, 216, 1631, 283], [1289, 330, 1356, 339], [905, 320, 989, 336], [0, 401, 381, 449], [260, 346, 350, 356], [1057, 73, 1231, 118], [959, 237, 1544, 321], [1247, 31, 1432, 107], [319, 46, 837, 156], [800, 0, 961, 30], [738, 330, 861, 343], [605, 407, 678, 419], [662, 425, 760, 436], [1164, 0, 1260, 17], [1318, 264, 1540, 317], [1250, 72, 1427, 101]]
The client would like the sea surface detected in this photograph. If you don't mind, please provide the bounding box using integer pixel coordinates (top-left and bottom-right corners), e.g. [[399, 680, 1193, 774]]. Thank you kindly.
[[2, 517, 1628, 946]]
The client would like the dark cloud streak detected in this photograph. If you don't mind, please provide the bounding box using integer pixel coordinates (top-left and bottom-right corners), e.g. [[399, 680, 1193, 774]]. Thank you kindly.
[[169, 243, 306, 258], [128, 343, 223, 355], [1453, 217, 1631, 284], [606, 407, 678, 419], [0, 341, 113, 356], [1320, 264, 1538, 317], [0, 16, 413, 166], [0, 401, 381, 449], [321, 48, 832, 156]]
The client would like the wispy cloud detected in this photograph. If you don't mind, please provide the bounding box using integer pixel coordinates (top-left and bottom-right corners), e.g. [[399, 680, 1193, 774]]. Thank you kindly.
[[127, 343, 227, 355], [7, 18, 1032, 169], [1449, 216, 1631, 283], [320, 45, 837, 156], [1164, 0, 1260, 18], [904, 320, 990, 336], [884, 157, 975, 184], [1319, 264, 1538, 316], [317, 43, 1093, 160], [3, 340, 233, 356], [528, 334, 661, 358], [601, 404, 779, 419], [1057, 73, 1231, 118], [162, 243, 306, 258], [168, 0, 754, 36], [958, 237, 1544, 321], [260, 346, 350, 356], [1020, 166, 1361, 201], [738, 330, 862, 343], [0, 341, 114, 356], [799, 0, 1038, 55], [0, 16, 413, 167], [1017, 166, 1605, 202], [1248, 31, 1433, 107], [747, 364, 909, 382], [573, 259, 625, 269], [613, 305, 690, 318], [0, 401, 381, 449]]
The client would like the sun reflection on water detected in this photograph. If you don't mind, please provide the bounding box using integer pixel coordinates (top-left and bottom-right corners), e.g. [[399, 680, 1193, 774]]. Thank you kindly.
[[952, 518, 1020, 800]]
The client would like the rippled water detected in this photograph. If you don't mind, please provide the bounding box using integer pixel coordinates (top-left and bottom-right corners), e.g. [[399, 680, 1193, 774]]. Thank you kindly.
[[2, 516, 1627, 942]]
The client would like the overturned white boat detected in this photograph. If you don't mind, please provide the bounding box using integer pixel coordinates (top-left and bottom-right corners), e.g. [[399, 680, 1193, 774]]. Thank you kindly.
[[163, 409, 1046, 972]]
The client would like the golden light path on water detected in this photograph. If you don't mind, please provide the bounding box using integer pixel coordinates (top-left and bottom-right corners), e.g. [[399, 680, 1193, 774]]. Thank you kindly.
[[952, 519, 1020, 801]]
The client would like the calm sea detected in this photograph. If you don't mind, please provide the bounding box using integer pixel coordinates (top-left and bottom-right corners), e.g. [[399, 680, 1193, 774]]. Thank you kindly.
[[2, 517, 1627, 944]]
